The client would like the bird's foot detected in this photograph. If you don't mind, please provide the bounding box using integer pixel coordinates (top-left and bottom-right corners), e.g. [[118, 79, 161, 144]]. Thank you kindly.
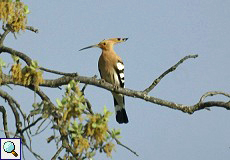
[[113, 84, 119, 91], [100, 79, 106, 83]]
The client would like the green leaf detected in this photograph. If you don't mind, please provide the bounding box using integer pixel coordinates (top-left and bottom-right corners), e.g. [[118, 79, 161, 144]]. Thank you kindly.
[[111, 129, 121, 139], [51, 125, 60, 130], [92, 123, 97, 128], [56, 98, 63, 107], [0, 58, 6, 68], [73, 121, 78, 129], [88, 151, 96, 158], [32, 103, 38, 108], [103, 106, 107, 114], [61, 98, 67, 105], [42, 112, 49, 119], [30, 109, 41, 116], [69, 80, 75, 88], [24, 5, 30, 14], [79, 103, 86, 110], [115, 129, 121, 136], [31, 60, 38, 68], [11, 55, 19, 63]]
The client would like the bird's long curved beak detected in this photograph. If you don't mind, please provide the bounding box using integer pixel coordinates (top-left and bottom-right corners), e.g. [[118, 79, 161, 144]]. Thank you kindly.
[[79, 44, 98, 51]]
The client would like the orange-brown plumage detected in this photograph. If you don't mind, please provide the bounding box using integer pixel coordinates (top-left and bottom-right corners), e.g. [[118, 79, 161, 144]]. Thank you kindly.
[[79, 38, 128, 124]]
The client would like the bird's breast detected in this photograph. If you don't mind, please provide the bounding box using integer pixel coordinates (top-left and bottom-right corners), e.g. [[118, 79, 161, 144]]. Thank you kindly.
[[98, 53, 116, 83]]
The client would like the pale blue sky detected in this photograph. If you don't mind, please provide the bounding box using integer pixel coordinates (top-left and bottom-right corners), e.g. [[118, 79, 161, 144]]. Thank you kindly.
[[1, 0, 230, 159]]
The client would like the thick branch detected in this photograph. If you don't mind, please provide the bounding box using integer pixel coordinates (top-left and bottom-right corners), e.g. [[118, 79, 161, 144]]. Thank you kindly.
[[2, 70, 230, 114], [0, 46, 32, 65]]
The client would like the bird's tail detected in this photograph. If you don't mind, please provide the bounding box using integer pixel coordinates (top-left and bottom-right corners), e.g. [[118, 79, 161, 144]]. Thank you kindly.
[[112, 93, 128, 124]]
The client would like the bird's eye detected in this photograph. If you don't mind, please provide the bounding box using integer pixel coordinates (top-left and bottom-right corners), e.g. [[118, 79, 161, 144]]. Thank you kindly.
[[117, 38, 121, 41], [103, 43, 106, 45]]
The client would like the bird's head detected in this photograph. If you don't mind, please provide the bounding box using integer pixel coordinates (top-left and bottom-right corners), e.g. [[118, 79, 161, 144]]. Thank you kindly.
[[79, 38, 128, 51]]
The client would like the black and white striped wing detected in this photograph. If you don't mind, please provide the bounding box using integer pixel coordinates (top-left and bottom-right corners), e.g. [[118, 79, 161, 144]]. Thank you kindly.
[[115, 60, 125, 88], [113, 60, 128, 124]]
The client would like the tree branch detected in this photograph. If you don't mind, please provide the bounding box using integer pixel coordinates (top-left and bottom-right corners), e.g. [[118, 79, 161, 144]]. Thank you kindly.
[[0, 89, 22, 134], [39, 67, 78, 76], [51, 146, 64, 160], [2, 66, 230, 114], [0, 28, 10, 46], [21, 116, 43, 134], [41, 76, 230, 113], [107, 130, 139, 156], [0, 45, 79, 76], [26, 26, 39, 33], [144, 54, 198, 93], [24, 142, 44, 160], [199, 91, 230, 104], [0, 46, 32, 65], [33, 118, 52, 136], [0, 105, 10, 138]]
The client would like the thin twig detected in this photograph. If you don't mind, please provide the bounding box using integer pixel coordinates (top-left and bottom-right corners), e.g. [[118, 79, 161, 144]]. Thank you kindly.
[[85, 98, 138, 156], [21, 117, 43, 134], [0, 28, 10, 46], [0, 128, 19, 137], [26, 26, 39, 33], [24, 116, 32, 149], [81, 75, 97, 94], [40, 67, 78, 76], [144, 54, 198, 93], [0, 106, 10, 138], [0, 89, 22, 135], [51, 146, 64, 160], [85, 98, 94, 114], [0, 45, 78, 76], [81, 84, 88, 94], [199, 91, 230, 104], [24, 143, 44, 160], [33, 118, 47, 135], [107, 130, 139, 156], [33, 118, 52, 136], [22, 145, 26, 160]]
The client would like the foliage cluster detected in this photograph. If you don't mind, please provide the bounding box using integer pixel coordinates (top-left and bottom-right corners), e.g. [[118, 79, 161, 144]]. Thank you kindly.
[[0, 0, 29, 32], [52, 80, 120, 159], [11, 58, 44, 90]]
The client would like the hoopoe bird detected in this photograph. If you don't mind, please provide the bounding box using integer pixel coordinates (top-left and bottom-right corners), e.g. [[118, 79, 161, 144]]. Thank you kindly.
[[79, 38, 129, 124]]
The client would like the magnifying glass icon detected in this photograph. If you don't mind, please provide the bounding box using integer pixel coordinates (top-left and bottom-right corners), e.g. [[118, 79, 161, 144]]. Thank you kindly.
[[3, 141, 18, 157]]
